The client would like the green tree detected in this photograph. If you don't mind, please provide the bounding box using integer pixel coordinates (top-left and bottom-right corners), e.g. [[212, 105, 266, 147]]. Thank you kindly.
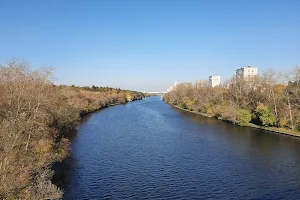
[[237, 109, 251, 126], [255, 104, 276, 127]]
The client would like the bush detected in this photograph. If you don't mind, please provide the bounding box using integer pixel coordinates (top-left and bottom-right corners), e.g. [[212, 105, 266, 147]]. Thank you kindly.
[[255, 103, 276, 127], [296, 122, 300, 132], [221, 105, 237, 123], [212, 104, 224, 118], [237, 109, 251, 126]]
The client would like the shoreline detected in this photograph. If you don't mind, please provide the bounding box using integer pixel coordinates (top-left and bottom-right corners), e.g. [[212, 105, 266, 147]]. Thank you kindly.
[[79, 102, 121, 117], [52, 98, 144, 189], [169, 104, 300, 138], [79, 98, 144, 117]]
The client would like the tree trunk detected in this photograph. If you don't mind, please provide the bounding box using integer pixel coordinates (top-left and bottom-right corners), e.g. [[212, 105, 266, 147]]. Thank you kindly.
[[286, 88, 294, 130], [271, 90, 278, 126]]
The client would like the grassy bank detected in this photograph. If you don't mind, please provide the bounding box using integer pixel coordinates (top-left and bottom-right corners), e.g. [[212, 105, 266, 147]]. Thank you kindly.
[[171, 104, 300, 138]]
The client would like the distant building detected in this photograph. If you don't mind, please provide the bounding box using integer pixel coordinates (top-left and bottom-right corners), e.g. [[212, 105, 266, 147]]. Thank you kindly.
[[195, 80, 205, 88], [180, 82, 193, 87], [167, 81, 179, 93], [236, 66, 258, 79], [209, 75, 221, 87], [226, 83, 234, 89], [195, 80, 210, 88]]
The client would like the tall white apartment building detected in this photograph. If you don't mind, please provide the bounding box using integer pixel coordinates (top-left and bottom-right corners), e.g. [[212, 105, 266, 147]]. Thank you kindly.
[[209, 75, 221, 87], [236, 66, 258, 79]]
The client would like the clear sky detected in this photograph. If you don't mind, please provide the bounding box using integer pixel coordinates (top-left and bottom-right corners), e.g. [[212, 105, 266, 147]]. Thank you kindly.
[[0, 0, 299, 91]]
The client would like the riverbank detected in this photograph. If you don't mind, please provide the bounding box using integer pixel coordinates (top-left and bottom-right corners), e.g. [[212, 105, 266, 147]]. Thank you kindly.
[[62, 94, 300, 199], [80, 98, 146, 117], [0, 60, 147, 199], [52, 97, 144, 189], [170, 104, 300, 138], [80, 102, 121, 117]]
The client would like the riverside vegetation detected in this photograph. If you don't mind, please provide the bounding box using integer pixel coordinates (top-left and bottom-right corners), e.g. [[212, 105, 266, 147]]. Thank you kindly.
[[163, 67, 300, 135], [0, 60, 144, 199]]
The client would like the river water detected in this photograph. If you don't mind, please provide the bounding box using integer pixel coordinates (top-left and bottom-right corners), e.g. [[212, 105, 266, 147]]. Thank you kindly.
[[62, 96, 300, 199]]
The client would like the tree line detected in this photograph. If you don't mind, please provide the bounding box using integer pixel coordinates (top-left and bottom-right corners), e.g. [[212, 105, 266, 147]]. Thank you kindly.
[[163, 67, 300, 131], [0, 60, 144, 199]]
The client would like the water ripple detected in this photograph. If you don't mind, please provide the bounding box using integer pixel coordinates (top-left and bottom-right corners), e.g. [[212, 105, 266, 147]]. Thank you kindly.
[[63, 97, 300, 200]]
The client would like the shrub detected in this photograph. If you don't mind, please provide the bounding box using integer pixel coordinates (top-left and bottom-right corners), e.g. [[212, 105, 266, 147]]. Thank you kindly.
[[212, 104, 224, 118], [237, 109, 251, 126], [296, 125, 300, 132], [221, 105, 238, 123], [255, 103, 276, 127]]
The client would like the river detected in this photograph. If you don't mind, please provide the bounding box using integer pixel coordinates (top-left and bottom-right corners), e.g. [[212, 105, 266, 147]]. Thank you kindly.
[[62, 96, 300, 199]]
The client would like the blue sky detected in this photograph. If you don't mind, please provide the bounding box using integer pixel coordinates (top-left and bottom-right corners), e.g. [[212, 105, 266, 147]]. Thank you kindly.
[[0, 0, 299, 91]]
